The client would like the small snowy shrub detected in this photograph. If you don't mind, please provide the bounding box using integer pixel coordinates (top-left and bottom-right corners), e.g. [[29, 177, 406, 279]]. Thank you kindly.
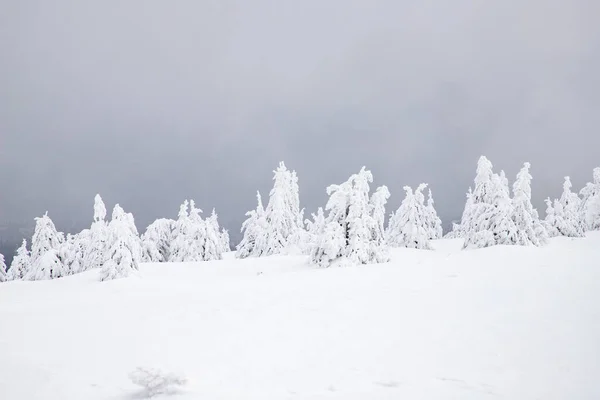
[[129, 367, 187, 398]]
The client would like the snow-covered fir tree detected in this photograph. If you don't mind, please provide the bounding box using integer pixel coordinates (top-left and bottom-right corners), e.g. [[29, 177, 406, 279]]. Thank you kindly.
[[545, 177, 586, 237], [59, 233, 83, 275], [7, 239, 31, 280], [305, 207, 326, 252], [0, 253, 7, 282], [462, 156, 519, 249], [369, 185, 391, 261], [387, 184, 432, 249], [262, 162, 305, 256], [425, 189, 443, 240], [203, 210, 224, 261], [169, 200, 192, 262], [310, 167, 390, 267], [510, 162, 548, 246], [580, 167, 600, 231], [84, 194, 109, 270], [26, 212, 67, 280], [206, 209, 230, 257], [237, 192, 268, 258], [141, 218, 174, 263], [100, 205, 141, 281]]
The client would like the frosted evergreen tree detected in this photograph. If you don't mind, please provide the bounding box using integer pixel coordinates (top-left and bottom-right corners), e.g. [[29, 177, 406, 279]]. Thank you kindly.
[[85, 194, 110, 270], [141, 218, 174, 263], [8, 239, 31, 280], [30, 212, 64, 263], [369, 185, 391, 261], [206, 209, 230, 257], [543, 198, 560, 237], [26, 212, 67, 280], [580, 167, 600, 231], [185, 200, 208, 262], [305, 207, 326, 252], [310, 167, 389, 267], [259, 162, 305, 256], [236, 192, 269, 258], [168, 200, 191, 262], [425, 189, 443, 240], [547, 177, 586, 237], [462, 156, 519, 249], [100, 205, 141, 281], [203, 210, 224, 261], [0, 253, 7, 283], [510, 162, 548, 246], [387, 184, 432, 249], [59, 232, 88, 275]]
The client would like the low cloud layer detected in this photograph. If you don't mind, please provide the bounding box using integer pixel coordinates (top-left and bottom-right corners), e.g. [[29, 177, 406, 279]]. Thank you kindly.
[[1, 0, 599, 237]]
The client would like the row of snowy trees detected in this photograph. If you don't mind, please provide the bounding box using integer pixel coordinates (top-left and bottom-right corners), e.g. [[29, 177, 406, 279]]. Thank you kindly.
[[446, 157, 600, 248], [0, 195, 230, 282], [1, 159, 599, 281], [236, 164, 444, 267]]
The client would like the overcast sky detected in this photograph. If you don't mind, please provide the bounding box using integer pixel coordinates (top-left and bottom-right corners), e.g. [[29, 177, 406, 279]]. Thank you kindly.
[[1, 0, 599, 237]]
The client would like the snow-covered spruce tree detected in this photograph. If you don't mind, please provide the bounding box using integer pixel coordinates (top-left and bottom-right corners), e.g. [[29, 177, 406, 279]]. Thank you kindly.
[[61, 229, 93, 275], [545, 177, 586, 238], [84, 194, 110, 271], [203, 209, 224, 261], [185, 200, 209, 262], [369, 185, 391, 262], [310, 167, 390, 267], [100, 205, 141, 281], [206, 209, 230, 257], [510, 162, 548, 246], [236, 192, 268, 258], [7, 239, 31, 280], [425, 189, 443, 240], [305, 207, 326, 252], [168, 200, 192, 262], [580, 167, 600, 231], [462, 156, 519, 249], [0, 253, 7, 282], [26, 212, 67, 280], [387, 184, 432, 249], [260, 162, 305, 256], [141, 218, 174, 263]]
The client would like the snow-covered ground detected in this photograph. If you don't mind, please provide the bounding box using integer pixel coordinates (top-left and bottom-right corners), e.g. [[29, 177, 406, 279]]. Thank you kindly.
[[1, 234, 600, 400]]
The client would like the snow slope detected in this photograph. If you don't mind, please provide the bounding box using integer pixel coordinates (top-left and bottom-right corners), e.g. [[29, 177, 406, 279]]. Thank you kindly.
[[1, 234, 600, 399]]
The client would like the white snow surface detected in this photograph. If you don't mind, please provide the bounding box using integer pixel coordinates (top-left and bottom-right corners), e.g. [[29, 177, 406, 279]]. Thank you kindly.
[[1, 234, 600, 399]]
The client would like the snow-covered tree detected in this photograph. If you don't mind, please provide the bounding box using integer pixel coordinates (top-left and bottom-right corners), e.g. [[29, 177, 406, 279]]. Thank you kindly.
[[206, 209, 230, 257], [387, 184, 432, 249], [545, 177, 585, 238], [510, 162, 548, 246], [7, 239, 31, 280], [580, 167, 600, 231], [0, 253, 7, 282], [462, 156, 520, 249], [26, 212, 67, 280], [30, 212, 64, 263], [141, 218, 174, 263], [305, 207, 326, 251], [425, 189, 443, 240], [369, 185, 390, 260], [59, 231, 89, 275], [310, 167, 390, 267], [84, 194, 110, 270], [169, 200, 192, 262], [100, 205, 141, 281], [26, 249, 65, 281], [203, 210, 224, 261], [237, 162, 305, 258], [236, 192, 268, 258]]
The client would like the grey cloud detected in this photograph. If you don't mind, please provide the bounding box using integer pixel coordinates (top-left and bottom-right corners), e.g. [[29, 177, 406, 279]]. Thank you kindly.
[[1, 0, 599, 242]]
